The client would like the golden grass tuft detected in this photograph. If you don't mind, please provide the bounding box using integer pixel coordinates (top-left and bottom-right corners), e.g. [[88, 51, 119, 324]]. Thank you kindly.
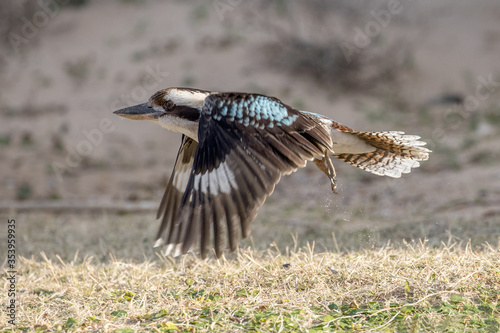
[[6, 241, 500, 331]]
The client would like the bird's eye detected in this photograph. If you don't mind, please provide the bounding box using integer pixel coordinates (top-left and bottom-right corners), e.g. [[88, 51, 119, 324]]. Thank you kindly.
[[163, 100, 174, 110]]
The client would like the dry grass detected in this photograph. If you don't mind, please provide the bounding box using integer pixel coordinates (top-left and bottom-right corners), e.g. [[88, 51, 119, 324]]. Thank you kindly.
[[2, 197, 500, 332], [4, 236, 500, 332], [2, 211, 500, 331]]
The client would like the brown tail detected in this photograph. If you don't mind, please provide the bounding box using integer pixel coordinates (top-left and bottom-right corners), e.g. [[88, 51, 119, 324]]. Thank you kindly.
[[330, 122, 431, 178]]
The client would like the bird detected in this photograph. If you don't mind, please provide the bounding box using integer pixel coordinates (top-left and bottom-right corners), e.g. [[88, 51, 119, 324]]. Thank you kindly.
[[114, 87, 430, 259]]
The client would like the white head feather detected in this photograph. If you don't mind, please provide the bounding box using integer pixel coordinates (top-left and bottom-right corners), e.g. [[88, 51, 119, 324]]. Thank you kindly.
[[163, 88, 211, 109]]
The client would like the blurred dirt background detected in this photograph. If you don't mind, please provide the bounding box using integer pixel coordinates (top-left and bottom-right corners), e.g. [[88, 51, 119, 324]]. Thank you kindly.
[[1, 0, 500, 260]]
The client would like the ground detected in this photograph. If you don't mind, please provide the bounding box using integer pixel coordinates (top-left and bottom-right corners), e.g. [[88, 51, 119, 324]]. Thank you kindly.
[[0, 0, 499, 331]]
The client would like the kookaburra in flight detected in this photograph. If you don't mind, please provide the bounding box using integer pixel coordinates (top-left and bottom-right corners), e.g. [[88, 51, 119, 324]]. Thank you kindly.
[[114, 88, 430, 258]]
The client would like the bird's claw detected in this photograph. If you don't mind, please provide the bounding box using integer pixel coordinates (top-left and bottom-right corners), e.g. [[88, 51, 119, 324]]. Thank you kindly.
[[323, 153, 338, 194], [331, 177, 338, 194]]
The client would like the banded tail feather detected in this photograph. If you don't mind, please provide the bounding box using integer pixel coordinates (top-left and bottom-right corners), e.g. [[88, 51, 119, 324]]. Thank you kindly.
[[330, 122, 430, 178]]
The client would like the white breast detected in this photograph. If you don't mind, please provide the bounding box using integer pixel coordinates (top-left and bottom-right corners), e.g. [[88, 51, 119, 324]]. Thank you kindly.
[[158, 114, 199, 141]]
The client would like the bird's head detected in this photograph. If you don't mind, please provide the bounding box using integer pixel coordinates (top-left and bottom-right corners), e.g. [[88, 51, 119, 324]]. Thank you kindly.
[[113, 87, 212, 140]]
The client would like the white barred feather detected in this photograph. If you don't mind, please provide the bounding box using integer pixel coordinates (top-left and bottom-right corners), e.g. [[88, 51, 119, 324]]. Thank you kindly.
[[332, 130, 430, 178]]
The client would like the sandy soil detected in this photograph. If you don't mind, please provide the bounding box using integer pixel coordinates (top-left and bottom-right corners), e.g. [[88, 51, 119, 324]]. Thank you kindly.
[[1, 0, 500, 252]]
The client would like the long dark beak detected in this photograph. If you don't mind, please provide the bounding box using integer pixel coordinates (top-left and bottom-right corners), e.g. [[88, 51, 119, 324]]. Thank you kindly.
[[113, 103, 164, 120]]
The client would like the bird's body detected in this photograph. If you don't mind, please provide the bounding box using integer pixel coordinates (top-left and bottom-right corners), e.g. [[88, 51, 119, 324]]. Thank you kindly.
[[114, 87, 430, 258]]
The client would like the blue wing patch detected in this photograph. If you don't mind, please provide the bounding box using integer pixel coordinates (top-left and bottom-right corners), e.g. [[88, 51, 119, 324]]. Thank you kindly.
[[210, 94, 298, 127]]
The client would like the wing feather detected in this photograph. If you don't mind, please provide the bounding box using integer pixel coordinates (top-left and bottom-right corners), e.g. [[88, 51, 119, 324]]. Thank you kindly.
[[155, 136, 197, 251], [159, 93, 332, 258], [200, 195, 211, 258]]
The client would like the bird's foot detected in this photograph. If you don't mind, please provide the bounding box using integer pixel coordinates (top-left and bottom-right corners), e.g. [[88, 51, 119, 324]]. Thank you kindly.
[[324, 153, 338, 194], [331, 178, 338, 194]]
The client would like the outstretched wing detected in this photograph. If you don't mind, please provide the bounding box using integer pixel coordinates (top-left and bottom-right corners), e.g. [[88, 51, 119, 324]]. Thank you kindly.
[[165, 93, 333, 258], [154, 135, 198, 250]]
